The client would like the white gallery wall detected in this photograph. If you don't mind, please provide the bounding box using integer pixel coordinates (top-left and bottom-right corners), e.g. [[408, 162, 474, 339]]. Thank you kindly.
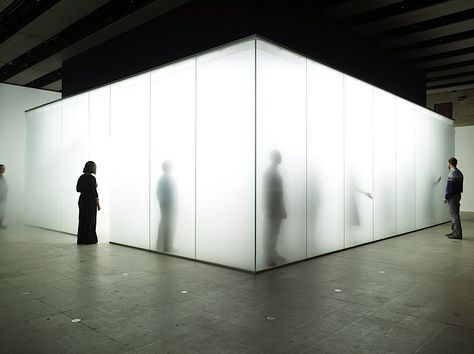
[[25, 38, 454, 271], [0, 83, 60, 225], [455, 126, 474, 212]]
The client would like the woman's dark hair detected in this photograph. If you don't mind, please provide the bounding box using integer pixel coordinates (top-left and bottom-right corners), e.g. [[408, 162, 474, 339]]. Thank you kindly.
[[83, 161, 96, 174], [448, 157, 457, 167]]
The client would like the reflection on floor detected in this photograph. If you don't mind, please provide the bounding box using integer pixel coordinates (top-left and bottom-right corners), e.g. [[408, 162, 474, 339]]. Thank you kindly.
[[1, 213, 474, 353]]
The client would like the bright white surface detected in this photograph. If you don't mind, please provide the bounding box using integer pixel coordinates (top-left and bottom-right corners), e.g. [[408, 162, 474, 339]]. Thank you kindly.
[[110, 73, 151, 249], [0, 83, 60, 225], [256, 41, 307, 270], [61, 93, 89, 234], [373, 88, 397, 240], [455, 126, 474, 212], [306, 60, 345, 257], [23, 38, 457, 270], [150, 59, 196, 258], [195, 41, 255, 271], [430, 114, 446, 224], [415, 106, 433, 229], [443, 119, 455, 220], [395, 98, 415, 233], [41, 102, 62, 230], [89, 86, 111, 242], [25, 110, 43, 226], [344, 76, 374, 247]]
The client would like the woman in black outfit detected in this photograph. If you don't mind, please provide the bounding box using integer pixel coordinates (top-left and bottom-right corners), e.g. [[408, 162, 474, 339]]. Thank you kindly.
[[76, 161, 100, 244]]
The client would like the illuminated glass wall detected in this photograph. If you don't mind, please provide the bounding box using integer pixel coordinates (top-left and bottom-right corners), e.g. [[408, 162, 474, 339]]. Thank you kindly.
[[196, 42, 255, 270], [25, 37, 454, 272], [306, 60, 344, 258], [256, 41, 306, 270], [150, 59, 195, 259]]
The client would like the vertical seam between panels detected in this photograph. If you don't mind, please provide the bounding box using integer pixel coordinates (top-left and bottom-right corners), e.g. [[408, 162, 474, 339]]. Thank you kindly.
[[88, 93, 91, 158], [149, 73, 152, 250], [60, 102, 63, 230], [195, 56, 197, 260], [109, 86, 112, 139], [305, 58, 308, 260], [372, 88, 375, 241], [413, 105, 416, 228], [395, 99, 398, 235], [342, 75, 346, 249], [254, 38, 257, 272]]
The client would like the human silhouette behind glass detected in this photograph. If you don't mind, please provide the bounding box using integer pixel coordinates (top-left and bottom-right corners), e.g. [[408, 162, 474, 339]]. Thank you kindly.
[[263, 150, 287, 266], [157, 160, 177, 252]]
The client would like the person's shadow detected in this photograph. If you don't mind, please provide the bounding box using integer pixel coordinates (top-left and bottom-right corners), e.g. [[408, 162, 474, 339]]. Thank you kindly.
[[157, 161, 177, 253], [263, 150, 287, 266]]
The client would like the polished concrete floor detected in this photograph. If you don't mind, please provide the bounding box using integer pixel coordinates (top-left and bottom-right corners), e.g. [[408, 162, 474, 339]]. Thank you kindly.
[[1, 214, 474, 353]]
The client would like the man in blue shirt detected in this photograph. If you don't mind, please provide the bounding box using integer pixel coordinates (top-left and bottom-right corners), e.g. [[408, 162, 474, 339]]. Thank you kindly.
[[444, 157, 464, 239]]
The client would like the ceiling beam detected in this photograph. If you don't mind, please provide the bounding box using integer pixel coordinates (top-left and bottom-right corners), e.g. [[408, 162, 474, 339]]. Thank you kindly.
[[426, 77, 474, 90], [371, 7, 474, 41], [422, 58, 474, 73], [24, 67, 61, 89], [0, 0, 157, 82], [408, 45, 474, 63], [426, 70, 474, 83], [386, 29, 474, 54], [0, 0, 61, 45], [344, 0, 450, 27]]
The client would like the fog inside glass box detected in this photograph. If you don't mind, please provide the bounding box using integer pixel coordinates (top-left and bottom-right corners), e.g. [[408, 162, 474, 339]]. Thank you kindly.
[[25, 37, 454, 272]]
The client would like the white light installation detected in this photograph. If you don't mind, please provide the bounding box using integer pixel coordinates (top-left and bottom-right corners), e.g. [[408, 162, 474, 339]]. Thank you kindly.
[[396, 98, 415, 234], [41, 102, 62, 231], [344, 76, 374, 247], [25, 109, 42, 227], [256, 41, 306, 270], [196, 41, 255, 270], [25, 37, 454, 272], [415, 106, 433, 229], [110, 73, 150, 249], [306, 60, 344, 257], [150, 58, 196, 258], [373, 88, 397, 240], [61, 93, 89, 234], [89, 86, 111, 240]]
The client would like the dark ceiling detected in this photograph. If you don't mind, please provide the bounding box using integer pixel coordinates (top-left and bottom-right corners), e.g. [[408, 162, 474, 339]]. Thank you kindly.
[[1, 0, 473, 94]]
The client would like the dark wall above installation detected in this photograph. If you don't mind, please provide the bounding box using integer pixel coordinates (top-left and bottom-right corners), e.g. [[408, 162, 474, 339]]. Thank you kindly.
[[62, 0, 426, 106]]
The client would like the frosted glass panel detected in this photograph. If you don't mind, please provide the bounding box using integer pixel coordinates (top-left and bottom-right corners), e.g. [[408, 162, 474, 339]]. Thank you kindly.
[[415, 107, 433, 228], [344, 76, 373, 247], [150, 59, 195, 258], [61, 93, 89, 234], [256, 41, 306, 270], [41, 102, 62, 230], [110, 73, 150, 249], [196, 41, 255, 271], [396, 98, 415, 233], [443, 121, 455, 220], [23, 36, 459, 272], [89, 86, 111, 241], [430, 114, 446, 224], [307, 60, 344, 256], [373, 88, 396, 240], [25, 110, 42, 226]]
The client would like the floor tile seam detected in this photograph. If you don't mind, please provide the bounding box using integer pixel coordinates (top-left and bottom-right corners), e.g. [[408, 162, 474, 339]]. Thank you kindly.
[[391, 310, 474, 332], [304, 316, 377, 351], [58, 309, 131, 350], [350, 315, 406, 336], [311, 318, 429, 351], [328, 253, 443, 272], [414, 325, 446, 353]]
